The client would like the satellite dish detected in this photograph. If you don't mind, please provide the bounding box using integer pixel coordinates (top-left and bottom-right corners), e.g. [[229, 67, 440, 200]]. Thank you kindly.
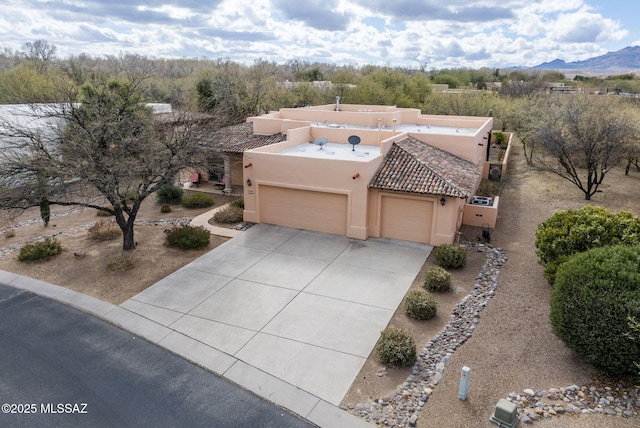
[[348, 135, 361, 151], [313, 137, 328, 150]]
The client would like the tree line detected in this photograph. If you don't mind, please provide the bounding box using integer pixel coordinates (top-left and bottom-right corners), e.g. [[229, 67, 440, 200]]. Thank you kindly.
[[1, 40, 640, 252]]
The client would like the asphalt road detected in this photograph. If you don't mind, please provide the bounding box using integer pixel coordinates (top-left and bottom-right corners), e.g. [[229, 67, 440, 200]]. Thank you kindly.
[[0, 284, 315, 428]]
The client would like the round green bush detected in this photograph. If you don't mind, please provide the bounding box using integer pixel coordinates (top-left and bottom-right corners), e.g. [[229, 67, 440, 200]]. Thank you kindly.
[[213, 205, 243, 224], [423, 265, 452, 292], [182, 193, 214, 209], [434, 244, 467, 269], [376, 326, 416, 367], [18, 237, 63, 263], [164, 225, 210, 250], [404, 289, 438, 320], [550, 245, 640, 376], [160, 204, 172, 213], [535, 206, 640, 285], [155, 185, 184, 206]]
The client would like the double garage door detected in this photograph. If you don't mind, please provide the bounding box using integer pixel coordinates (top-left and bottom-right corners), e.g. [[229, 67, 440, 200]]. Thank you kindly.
[[259, 187, 434, 244], [260, 186, 348, 235], [380, 195, 433, 243]]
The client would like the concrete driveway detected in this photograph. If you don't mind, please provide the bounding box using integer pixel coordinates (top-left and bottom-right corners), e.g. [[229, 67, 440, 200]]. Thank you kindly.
[[122, 224, 431, 413]]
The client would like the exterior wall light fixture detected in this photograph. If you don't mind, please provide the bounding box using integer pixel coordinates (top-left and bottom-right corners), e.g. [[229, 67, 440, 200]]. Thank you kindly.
[[246, 179, 252, 187], [440, 197, 446, 206]]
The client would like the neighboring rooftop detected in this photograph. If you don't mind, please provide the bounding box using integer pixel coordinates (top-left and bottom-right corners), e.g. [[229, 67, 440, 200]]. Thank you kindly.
[[212, 122, 286, 153], [311, 121, 477, 136]]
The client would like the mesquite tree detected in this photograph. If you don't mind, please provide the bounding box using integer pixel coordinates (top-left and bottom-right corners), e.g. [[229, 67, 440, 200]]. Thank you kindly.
[[531, 95, 637, 200], [0, 74, 213, 250]]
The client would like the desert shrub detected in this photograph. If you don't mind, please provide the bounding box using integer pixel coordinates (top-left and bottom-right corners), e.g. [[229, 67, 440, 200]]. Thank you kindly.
[[434, 244, 467, 269], [155, 185, 184, 206], [535, 206, 640, 285], [493, 132, 508, 149], [96, 208, 113, 217], [424, 266, 452, 292], [17, 237, 62, 263], [213, 205, 243, 223], [550, 245, 640, 376], [404, 289, 438, 320], [121, 191, 139, 204], [231, 198, 244, 209], [164, 225, 210, 250], [182, 193, 214, 209], [40, 198, 50, 226], [87, 220, 120, 241], [160, 204, 172, 213], [106, 255, 136, 272], [376, 326, 416, 367]]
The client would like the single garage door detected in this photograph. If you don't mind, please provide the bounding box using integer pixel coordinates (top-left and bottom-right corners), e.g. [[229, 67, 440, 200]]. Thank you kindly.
[[380, 195, 433, 243], [260, 186, 348, 235]]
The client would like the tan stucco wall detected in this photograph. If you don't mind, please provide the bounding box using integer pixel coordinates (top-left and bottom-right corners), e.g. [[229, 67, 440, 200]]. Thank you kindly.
[[230, 157, 243, 186], [243, 141, 384, 240], [462, 196, 499, 228], [482, 132, 513, 180], [241, 104, 494, 245]]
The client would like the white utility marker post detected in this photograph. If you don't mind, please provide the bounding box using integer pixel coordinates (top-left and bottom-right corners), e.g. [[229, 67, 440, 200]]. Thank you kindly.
[[458, 366, 471, 400]]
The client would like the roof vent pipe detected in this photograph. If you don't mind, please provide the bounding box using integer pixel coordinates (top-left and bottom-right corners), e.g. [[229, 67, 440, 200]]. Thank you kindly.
[[335, 96, 340, 111]]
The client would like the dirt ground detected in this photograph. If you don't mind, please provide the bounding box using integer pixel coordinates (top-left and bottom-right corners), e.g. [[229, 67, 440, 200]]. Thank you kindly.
[[341, 145, 640, 426], [341, 249, 487, 406], [0, 191, 238, 304], [1, 147, 639, 427]]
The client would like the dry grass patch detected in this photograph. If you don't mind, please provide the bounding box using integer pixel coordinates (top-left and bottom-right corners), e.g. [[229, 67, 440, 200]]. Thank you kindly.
[[87, 220, 121, 241], [106, 254, 136, 272]]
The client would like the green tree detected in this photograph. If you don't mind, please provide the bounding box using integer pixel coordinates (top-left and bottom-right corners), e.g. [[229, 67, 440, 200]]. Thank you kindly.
[[296, 67, 324, 82], [421, 91, 501, 117], [196, 74, 250, 125], [0, 64, 60, 103], [500, 94, 547, 164]]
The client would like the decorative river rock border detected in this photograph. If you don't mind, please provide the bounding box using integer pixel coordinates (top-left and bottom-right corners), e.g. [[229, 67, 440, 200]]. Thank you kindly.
[[347, 242, 639, 426]]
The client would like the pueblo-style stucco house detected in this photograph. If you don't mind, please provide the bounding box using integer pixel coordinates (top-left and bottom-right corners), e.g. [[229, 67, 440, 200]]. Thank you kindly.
[[215, 103, 498, 246]]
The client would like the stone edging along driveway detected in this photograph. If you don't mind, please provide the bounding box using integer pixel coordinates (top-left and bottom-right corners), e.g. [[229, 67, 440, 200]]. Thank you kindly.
[[348, 242, 639, 427]]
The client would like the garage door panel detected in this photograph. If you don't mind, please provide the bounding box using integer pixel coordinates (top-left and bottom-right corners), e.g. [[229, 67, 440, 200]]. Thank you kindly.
[[380, 196, 432, 243], [261, 186, 347, 235]]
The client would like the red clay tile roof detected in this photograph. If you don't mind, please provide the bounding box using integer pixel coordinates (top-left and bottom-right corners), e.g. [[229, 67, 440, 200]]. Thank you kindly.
[[212, 122, 286, 153], [369, 137, 482, 198]]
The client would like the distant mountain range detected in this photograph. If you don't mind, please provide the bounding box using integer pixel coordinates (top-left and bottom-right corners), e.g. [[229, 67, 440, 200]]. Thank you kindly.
[[532, 46, 640, 74]]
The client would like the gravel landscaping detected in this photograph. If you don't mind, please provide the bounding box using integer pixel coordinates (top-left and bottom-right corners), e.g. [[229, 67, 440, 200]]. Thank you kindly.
[[347, 146, 640, 427]]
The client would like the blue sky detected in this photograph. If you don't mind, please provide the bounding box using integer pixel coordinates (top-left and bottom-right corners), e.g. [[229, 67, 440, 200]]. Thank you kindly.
[[0, 0, 638, 69]]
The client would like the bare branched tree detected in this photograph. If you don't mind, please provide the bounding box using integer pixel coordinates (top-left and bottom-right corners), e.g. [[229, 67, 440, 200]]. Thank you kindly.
[[532, 95, 637, 200], [500, 75, 548, 98], [0, 75, 216, 250], [22, 39, 57, 73], [502, 94, 549, 164]]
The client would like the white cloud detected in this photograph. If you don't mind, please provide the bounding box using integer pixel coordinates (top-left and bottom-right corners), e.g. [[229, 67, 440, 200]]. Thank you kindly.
[[0, 0, 634, 69], [550, 7, 627, 43]]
